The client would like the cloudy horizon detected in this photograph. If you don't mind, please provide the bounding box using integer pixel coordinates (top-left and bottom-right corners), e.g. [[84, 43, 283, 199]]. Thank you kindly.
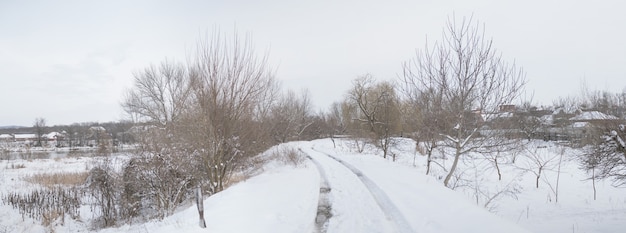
[[1, 0, 625, 126]]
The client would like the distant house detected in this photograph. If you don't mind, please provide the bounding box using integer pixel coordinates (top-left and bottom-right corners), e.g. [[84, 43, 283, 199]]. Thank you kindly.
[[43, 131, 67, 147], [89, 126, 106, 133], [0, 134, 13, 141], [14, 133, 37, 141], [569, 111, 619, 123], [13, 133, 38, 146], [568, 111, 622, 144], [87, 126, 111, 147], [499, 104, 517, 113], [44, 132, 64, 141]]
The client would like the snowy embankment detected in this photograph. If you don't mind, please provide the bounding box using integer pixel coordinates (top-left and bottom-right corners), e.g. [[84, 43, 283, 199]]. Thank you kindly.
[[2, 138, 623, 232], [98, 139, 528, 233]]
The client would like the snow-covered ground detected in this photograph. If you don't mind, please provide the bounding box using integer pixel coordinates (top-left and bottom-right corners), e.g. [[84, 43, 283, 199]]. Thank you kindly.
[[315, 138, 626, 233], [1, 138, 624, 232]]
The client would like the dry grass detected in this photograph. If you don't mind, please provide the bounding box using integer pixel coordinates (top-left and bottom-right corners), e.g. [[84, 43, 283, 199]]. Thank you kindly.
[[225, 173, 248, 189], [272, 147, 306, 167], [8, 163, 26, 169], [23, 172, 89, 188], [42, 209, 64, 227]]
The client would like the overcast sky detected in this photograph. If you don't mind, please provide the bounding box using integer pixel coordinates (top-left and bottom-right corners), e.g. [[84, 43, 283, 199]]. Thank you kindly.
[[1, 0, 625, 126]]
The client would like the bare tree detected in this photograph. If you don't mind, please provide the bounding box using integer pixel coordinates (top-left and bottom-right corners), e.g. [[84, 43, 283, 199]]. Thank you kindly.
[[121, 30, 278, 224], [268, 89, 314, 143], [399, 16, 526, 187], [121, 58, 197, 220], [517, 146, 559, 188], [34, 117, 46, 147], [185, 30, 279, 194], [122, 60, 192, 128], [399, 87, 445, 174], [341, 99, 369, 153], [347, 75, 401, 159]]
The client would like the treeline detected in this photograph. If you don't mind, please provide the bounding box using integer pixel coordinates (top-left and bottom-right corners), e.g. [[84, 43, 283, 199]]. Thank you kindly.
[[0, 120, 136, 148]]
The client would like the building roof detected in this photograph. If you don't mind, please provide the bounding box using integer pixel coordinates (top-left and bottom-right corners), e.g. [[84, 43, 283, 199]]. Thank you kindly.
[[89, 126, 106, 132], [14, 134, 37, 139], [569, 111, 619, 121], [0, 134, 13, 139], [571, 122, 591, 128], [44, 132, 63, 139]]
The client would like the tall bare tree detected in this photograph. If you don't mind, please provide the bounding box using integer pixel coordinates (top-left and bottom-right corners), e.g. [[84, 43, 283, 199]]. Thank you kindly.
[[34, 117, 46, 147], [400, 16, 526, 187], [122, 60, 193, 128], [121, 30, 278, 225], [185, 30, 279, 194]]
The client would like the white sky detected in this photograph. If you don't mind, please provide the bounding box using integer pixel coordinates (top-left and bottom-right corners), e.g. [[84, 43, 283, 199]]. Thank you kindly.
[[1, 0, 625, 126]]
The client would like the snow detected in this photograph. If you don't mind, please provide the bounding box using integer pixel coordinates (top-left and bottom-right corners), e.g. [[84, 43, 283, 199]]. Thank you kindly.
[[13, 133, 37, 139], [101, 163, 320, 233], [305, 141, 529, 233], [482, 112, 514, 122], [1, 138, 625, 232], [43, 132, 62, 139], [569, 111, 619, 121], [540, 114, 554, 125], [571, 122, 590, 128]]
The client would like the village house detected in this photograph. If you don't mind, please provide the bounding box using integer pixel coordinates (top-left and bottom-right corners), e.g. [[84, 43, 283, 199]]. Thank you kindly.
[[43, 131, 67, 147], [568, 111, 622, 145]]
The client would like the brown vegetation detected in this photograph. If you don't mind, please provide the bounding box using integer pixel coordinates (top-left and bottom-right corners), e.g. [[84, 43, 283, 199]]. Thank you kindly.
[[22, 172, 88, 188]]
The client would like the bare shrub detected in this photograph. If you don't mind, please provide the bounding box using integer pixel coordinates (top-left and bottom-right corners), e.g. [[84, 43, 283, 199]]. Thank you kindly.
[[272, 147, 306, 167], [85, 163, 119, 228], [122, 152, 195, 220], [9, 163, 26, 169], [22, 172, 88, 188]]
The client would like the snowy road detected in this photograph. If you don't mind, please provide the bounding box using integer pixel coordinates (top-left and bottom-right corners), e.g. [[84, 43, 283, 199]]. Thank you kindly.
[[302, 146, 395, 232], [303, 140, 530, 233], [303, 147, 415, 233]]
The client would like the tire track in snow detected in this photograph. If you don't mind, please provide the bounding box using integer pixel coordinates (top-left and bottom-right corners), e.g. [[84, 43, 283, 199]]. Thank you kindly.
[[311, 148, 415, 233], [303, 149, 332, 233]]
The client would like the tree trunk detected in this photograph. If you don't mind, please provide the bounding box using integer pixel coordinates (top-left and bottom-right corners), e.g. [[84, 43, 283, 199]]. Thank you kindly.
[[555, 152, 563, 203], [425, 149, 433, 175], [536, 168, 542, 188], [443, 146, 462, 188], [592, 167, 597, 201], [495, 157, 502, 181]]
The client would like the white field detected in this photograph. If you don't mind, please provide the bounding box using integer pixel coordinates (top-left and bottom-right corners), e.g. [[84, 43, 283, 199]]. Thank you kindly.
[[0, 138, 624, 232]]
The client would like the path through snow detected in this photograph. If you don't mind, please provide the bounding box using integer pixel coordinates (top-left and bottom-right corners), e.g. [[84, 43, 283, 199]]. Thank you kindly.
[[305, 151, 332, 233], [307, 147, 415, 233]]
